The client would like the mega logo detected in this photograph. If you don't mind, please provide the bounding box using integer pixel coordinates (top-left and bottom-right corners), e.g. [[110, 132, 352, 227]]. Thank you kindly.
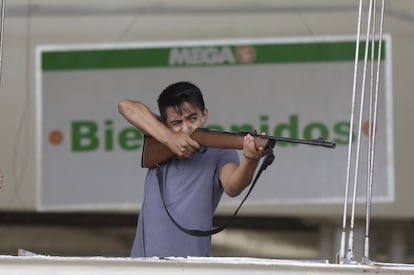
[[67, 114, 354, 152], [168, 46, 256, 66]]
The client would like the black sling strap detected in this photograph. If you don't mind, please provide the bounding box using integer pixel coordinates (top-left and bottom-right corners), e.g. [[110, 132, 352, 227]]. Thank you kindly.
[[155, 148, 275, 237]]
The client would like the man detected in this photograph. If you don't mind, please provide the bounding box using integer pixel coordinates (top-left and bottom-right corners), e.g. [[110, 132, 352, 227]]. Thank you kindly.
[[118, 81, 265, 257]]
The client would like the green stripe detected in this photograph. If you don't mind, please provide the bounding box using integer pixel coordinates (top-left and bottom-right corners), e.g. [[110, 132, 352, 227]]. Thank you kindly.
[[42, 40, 386, 71], [42, 48, 170, 71], [254, 41, 385, 64]]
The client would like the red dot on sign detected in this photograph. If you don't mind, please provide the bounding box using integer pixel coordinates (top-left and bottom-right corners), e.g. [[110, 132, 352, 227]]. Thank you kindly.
[[362, 121, 377, 136], [49, 130, 64, 145]]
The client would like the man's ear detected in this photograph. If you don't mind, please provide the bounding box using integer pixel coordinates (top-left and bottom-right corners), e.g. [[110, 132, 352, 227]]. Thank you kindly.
[[202, 108, 208, 123]]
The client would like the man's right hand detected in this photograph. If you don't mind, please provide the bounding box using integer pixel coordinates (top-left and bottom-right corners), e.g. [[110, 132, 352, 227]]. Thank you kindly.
[[165, 132, 200, 159]]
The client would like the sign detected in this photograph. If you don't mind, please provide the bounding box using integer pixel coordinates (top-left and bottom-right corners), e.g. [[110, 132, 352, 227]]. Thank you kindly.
[[36, 36, 393, 212]]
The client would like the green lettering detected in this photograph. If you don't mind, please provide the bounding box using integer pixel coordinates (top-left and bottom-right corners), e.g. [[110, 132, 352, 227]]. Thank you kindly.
[[303, 122, 329, 140], [119, 128, 142, 150], [206, 124, 225, 131], [259, 115, 269, 134], [230, 124, 254, 133], [333, 121, 354, 145], [104, 120, 113, 150], [274, 115, 299, 147], [71, 121, 99, 152]]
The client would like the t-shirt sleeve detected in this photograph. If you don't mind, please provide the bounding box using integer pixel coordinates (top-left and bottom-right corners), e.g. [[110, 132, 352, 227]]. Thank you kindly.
[[217, 149, 240, 170], [215, 149, 240, 190]]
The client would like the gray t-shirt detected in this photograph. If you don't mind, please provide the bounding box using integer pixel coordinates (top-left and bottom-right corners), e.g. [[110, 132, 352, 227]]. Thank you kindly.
[[130, 148, 239, 257]]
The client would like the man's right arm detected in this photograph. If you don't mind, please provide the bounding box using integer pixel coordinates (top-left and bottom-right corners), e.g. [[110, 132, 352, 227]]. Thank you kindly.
[[118, 99, 170, 143], [118, 99, 199, 159]]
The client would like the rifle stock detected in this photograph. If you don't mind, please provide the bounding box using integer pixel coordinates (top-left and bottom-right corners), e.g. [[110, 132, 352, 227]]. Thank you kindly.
[[141, 128, 335, 168]]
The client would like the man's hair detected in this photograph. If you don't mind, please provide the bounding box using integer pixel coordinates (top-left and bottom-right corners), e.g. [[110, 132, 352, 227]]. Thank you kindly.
[[157, 81, 205, 122]]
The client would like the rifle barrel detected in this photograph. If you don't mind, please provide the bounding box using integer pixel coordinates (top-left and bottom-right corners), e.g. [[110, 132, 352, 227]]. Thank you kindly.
[[260, 135, 336, 148], [195, 128, 336, 149]]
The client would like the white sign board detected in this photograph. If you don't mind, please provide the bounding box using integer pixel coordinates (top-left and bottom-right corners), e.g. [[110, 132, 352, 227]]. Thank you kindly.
[[36, 36, 393, 213]]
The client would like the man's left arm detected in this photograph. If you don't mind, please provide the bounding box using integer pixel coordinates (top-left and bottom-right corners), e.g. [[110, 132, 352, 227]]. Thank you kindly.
[[219, 134, 265, 197]]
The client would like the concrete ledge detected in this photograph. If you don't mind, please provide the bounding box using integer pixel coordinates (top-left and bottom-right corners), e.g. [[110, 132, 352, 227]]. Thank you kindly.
[[1, 255, 414, 275]]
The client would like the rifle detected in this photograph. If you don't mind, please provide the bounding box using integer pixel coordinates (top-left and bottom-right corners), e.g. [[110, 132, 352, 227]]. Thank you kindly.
[[141, 128, 336, 168]]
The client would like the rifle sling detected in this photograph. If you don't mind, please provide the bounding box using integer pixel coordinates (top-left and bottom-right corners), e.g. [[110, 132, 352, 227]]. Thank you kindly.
[[155, 148, 275, 237]]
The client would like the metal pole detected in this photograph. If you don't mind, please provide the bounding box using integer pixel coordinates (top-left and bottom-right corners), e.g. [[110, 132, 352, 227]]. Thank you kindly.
[[339, 0, 364, 264], [362, 0, 386, 264], [347, 0, 374, 263], [0, 0, 5, 87]]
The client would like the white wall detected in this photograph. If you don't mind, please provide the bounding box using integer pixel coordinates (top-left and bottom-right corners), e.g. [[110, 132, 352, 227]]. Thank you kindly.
[[0, 0, 413, 218]]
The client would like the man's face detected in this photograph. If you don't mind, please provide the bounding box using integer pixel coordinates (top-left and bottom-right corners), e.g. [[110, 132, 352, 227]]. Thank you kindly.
[[165, 102, 208, 134]]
